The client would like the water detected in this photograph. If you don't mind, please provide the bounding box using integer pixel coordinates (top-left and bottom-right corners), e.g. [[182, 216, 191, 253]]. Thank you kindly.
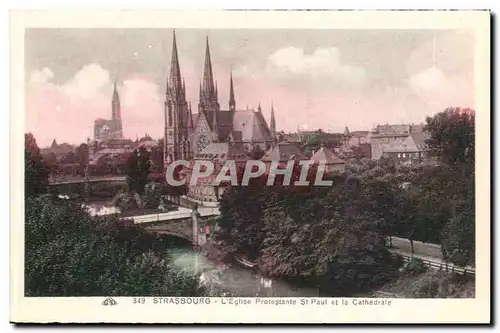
[[84, 203, 121, 216], [168, 247, 321, 297]]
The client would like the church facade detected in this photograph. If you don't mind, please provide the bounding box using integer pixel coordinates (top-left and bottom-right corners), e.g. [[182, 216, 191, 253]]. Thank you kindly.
[[163, 31, 276, 170], [94, 81, 123, 141]]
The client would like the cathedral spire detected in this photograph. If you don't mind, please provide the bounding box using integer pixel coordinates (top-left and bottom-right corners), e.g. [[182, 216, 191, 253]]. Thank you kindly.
[[270, 101, 276, 135], [111, 80, 123, 138], [169, 30, 183, 97], [202, 36, 215, 98], [258, 102, 262, 113], [229, 70, 235, 111]]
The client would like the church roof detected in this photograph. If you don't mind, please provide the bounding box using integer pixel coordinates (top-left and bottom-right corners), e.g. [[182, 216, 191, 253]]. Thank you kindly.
[[199, 109, 274, 143], [260, 141, 307, 162], [195, 142, 248, 162], [310, 146, 345, 165]]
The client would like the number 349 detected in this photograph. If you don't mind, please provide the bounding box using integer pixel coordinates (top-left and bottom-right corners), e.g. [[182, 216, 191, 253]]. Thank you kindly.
[[133, 298, 146, 304]]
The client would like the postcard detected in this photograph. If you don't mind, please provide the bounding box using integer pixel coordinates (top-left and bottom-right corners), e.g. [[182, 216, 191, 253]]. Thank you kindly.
[[10, 9, 490, 324]]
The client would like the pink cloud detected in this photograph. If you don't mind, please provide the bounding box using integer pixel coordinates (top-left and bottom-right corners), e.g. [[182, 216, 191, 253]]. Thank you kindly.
[[25, 64, 165, 147]]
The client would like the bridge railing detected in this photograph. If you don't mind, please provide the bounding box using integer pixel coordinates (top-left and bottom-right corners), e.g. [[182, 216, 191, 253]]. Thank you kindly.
[[390, 250, 475, 277]]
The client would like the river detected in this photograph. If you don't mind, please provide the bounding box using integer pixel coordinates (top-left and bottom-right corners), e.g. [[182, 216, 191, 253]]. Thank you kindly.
[[83, 202, 366, 297], [167, 246, 322, 297]]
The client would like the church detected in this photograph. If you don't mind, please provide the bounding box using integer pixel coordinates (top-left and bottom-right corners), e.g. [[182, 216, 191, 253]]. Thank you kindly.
[[163, 31, 277, 169]]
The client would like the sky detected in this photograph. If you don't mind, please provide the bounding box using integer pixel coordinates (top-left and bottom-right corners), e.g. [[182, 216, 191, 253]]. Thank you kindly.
[[24, 28, 474, 147]]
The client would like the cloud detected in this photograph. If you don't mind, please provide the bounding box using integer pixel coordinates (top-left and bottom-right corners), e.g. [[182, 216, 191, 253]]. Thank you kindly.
[[266, 46, 365, 83], [408, 66, 449, 93], [25, 64, 164, 147], [408, 66, 473, 111], [60, 63, 111, 100], [29, 68, 54, 85]]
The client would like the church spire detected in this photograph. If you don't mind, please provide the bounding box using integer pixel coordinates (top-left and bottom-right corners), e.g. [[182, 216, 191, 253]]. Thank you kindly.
[[258, 102, 262, 113], [169, 30, 183, 97], [229, 71, 235, 112], [270, 101, 276, 135], [111, 79, 123, 138], [202, 36, 215, 99]]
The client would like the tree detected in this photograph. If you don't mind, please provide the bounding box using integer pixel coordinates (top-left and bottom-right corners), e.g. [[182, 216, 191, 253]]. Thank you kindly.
[[216, 173, 400, 295], [25, 133, 49, 197], [425, 107, 475, 168], [143, 182, 163, 209], [126, 146, 151, 195], [25, 195, 207, 296], [75, 143, 89, 167], [441, 209, 474, 267]]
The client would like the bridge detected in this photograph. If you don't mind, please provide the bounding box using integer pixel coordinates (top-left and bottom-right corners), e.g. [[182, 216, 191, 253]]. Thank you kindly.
[[49, 176, 128, 199], [124, 206, 220, 245], [49, 175, 127, 185]]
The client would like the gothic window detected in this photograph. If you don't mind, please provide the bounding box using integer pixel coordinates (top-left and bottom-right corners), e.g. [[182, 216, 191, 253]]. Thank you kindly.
[[168, 104, 173, 127]]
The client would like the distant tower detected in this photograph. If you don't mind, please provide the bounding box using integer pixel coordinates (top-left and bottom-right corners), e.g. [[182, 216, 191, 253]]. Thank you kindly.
[[344, 126, 351, 137], [164, 30, 191, 167], [270, 102, 276, 137], [229, 71, 236, 112], [111, 80, 123, 139], [198, 36, 220, 141]]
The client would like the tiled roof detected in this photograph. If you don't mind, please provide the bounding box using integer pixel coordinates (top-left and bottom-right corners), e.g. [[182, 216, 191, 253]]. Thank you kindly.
[[195, 142, 248, 162], [201, 109, 274, 143], [310, 146, 345, 165], [260, 142, 307, 162], [372, 124, 410, 136]]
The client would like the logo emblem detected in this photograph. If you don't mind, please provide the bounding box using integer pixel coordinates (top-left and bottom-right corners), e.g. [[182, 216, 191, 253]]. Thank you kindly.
[[102, 297, 118, 306]]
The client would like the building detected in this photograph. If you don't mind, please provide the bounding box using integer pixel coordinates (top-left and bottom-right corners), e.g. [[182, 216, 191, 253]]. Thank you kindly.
[[260, 141, 308, 165], [381, 130, 434, 165], [310, 146, 346, 173], [163, 31, 275, 170], [94, 81, 123, 141], [369, 124, 426, 160], [186, 142, 249, 203]]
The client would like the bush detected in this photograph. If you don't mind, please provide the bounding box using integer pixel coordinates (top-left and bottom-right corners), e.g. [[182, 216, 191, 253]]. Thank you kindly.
[[143, 182, 162, 209], [400, 258, 428, 276], [116, 192, 139, 212]]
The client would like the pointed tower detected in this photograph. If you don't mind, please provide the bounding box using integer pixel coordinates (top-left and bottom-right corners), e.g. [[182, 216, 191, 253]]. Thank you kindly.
[[164, 30, 191, 166], [198, 36, 220, 136], [229, 71, 236, 112], [202, 37, 215, 97], [110, 80, 123, 139], [270, 102, 276, 137]]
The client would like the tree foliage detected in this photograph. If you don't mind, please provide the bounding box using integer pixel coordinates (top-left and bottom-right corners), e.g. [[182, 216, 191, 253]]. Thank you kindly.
[[25, 133, 49, 197], [25, 195, 207, 296], [126, 146, 151, 195], [425, 107, 475, 168], [215, 174, 400, 294]]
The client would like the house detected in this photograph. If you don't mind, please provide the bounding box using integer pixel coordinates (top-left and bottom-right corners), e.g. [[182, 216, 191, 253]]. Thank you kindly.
[[310, 146, 346, 173], [381, 130, 434, 165], [369, 123, 428, 160]]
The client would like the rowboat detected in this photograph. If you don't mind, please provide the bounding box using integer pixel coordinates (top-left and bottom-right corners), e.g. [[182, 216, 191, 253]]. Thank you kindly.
[[235, 256, 257, 268]]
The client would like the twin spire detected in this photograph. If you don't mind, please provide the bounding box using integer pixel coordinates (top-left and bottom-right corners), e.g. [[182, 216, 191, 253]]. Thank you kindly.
[[168, 31, 241, 118], [202, 37, 216, 99], [168, 30, 183, 98]]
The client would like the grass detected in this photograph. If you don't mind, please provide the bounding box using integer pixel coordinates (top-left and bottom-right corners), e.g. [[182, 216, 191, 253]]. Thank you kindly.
[[377, 269, 475, 298]]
